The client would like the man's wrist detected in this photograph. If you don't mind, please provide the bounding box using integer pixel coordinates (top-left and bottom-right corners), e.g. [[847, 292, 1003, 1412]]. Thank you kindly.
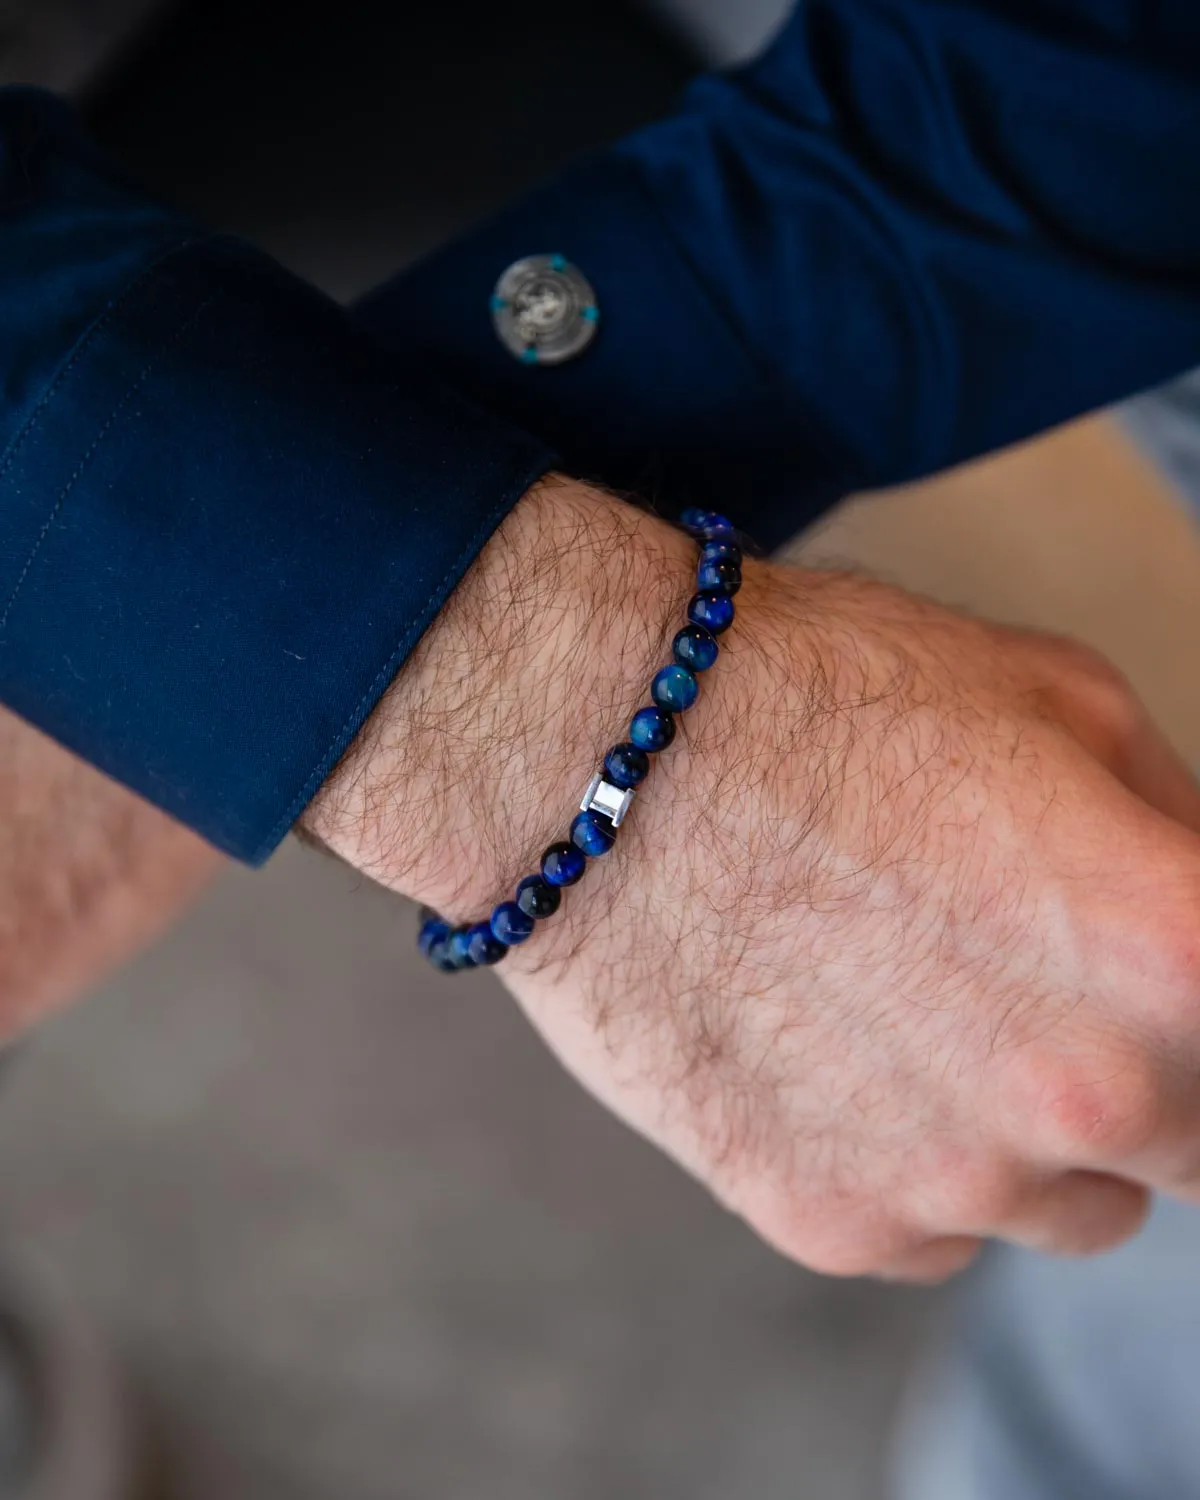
[[300, 475, 696, 915]]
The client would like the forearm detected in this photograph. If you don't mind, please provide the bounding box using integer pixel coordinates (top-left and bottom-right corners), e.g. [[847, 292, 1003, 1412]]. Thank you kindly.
[[304, 466, 1200, 1287], [301, 477, 697, 919], [0, 88, 553, 863]]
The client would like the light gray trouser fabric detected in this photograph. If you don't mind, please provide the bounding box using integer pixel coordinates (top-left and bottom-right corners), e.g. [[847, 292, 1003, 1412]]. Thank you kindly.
[[891, 1199, 1200, 1500], [1124, 368, 1200, 512], [893, 373, 1200, 1500]]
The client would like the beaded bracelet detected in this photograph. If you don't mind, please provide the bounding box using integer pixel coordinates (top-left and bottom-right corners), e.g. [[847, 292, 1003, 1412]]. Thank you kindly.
[[416, 507, 741, 973]]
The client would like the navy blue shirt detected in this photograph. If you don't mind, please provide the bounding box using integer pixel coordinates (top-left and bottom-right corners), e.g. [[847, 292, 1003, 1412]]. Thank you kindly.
[[3, 0, 1200, 862]]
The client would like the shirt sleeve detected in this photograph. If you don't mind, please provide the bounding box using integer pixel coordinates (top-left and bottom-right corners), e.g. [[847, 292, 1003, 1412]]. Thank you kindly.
[[8, 1, 1200, 868], [0, 88, 554, 863], [358, 0, 1200, 551]]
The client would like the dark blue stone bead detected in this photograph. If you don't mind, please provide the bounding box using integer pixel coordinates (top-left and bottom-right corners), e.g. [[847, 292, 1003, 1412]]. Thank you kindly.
[[542, 842, 586, 887], [426, 937, 459, 972], [491, 900, 535, 946], [700, 539, 742, 569], [603, 741, 649, 789], [466, 921, 508, 966], [571, 810, 615, 857], [629, 705, 676, 752], [516, 874, 561, 919], [446, 928, 477, 969], [651, 662, 699, 712], [688, 591, 735, 635], [672, 624, 719, 673], [680, 507, 737, 541], [417, 913, 451, 959], [697, 557, 742, 595]]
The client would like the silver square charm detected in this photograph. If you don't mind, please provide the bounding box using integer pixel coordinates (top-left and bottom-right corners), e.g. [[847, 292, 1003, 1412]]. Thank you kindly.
[[580, 774, 634, 828]]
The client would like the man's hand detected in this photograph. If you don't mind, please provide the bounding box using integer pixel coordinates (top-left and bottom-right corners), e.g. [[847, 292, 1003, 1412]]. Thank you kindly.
[[0, 707, 221, 1039], [305, 476, 1200, 1282]]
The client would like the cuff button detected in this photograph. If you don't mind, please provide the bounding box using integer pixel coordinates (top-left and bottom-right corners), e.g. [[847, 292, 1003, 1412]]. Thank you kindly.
[[492, 254, 599, 365]]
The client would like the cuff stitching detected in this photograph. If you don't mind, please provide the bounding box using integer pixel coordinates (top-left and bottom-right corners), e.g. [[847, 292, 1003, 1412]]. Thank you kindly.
[[0, 235, 201, 496], [0, 285, 227, 637]]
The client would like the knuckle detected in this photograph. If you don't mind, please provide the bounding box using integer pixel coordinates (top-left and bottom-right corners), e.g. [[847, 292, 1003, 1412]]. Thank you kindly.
[[1057, 643, 1143, 745], [1133, 918, 1200, 1029], [1009, 1173, 1150, 1258], [1028, 1050, 1162, 1160], [1060, 640, 1132, 699], [923, 1158, 1026, 1230]]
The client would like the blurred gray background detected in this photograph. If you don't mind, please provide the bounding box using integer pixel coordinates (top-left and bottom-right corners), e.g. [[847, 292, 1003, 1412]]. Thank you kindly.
[[0, 4, 936, 1497]]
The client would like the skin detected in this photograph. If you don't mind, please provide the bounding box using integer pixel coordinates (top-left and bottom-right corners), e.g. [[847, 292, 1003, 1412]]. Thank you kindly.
[[305, 477, 1200, 1281], [5, 473, 1200, 1285], [0, 706, 222, 1041]]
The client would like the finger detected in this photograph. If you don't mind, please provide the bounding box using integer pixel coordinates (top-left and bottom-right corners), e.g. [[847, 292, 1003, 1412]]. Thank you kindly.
[[875, 1236, 983, 1284], [1034, 638, 1200, 833], [1093, 1122, 1200, 1205], [1114, 720, 1200, 836], [990, 1170, 1150, 1256]]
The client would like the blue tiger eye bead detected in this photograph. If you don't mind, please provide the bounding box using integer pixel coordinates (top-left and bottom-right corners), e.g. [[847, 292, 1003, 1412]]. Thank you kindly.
[[697, 557, 742, 595], [516, 874, 561, 919], [491, 900, 535, 946], [680, 507, 737, 541], [700, 539, 742, 569], [542, 842, 586, 887], [672, 624, 719, 673], [688, 591, 735, 635], [426, 936, 459, 972], [418, 913, 451, 959], [571, 810, 616, 857], [629, 705, 676, 752], [603, 742, 650, 789], [651, 662, 699, 712], [446, 928, 477, 969], [466, 921, 509, 966]]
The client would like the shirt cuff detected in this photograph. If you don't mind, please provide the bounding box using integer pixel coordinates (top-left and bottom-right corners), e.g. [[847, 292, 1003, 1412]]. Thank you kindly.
[[356, 153, 855, 553], [0, 233, 554, 862]]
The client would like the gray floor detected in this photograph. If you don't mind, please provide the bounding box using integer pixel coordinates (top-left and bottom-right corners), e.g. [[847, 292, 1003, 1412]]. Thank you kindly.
[[0, 3, 940, 1495], [0, 847, 932, 1500]]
